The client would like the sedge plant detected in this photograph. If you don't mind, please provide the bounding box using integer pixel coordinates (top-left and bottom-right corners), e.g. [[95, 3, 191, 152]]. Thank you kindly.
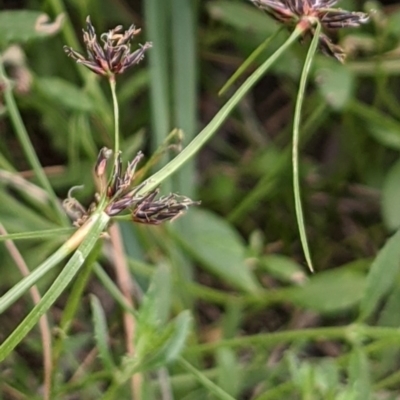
[[0, 2, 369, 397]]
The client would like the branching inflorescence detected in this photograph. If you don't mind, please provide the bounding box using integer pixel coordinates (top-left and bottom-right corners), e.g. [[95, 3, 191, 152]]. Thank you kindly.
[[64, 16, 152, 79], [63, 17, 199, 226], [251, 0, 369, 61]]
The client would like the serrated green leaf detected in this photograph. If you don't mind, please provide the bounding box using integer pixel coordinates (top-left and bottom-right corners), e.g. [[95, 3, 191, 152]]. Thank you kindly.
[[288, 268, 365, 314], [382, 159, 400, 231], [35, 77, 96, 112], [178, 209, 260, 293], [0, 11, 62, 47], [90, 295, 116, 373], [360, 229, 400, 320]]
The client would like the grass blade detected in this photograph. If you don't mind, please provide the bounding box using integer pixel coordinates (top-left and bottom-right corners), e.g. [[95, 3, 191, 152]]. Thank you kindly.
[[218, 27, 282, 96], [145, 0, 171, 169], [137, 26, 303, 196], [178, 357, 236, 400], [171, 0, 197, 197], [91, 295, 116, 373], [0, 58, 68, 225], [0, 212, 109, 360]]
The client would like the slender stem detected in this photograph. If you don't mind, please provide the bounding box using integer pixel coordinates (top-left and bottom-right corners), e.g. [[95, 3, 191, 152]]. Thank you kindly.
[[0, 227, 74, 242], [0, 223, 53, 400], [137, 26, 304, 196], [109, 78, 120, 156], [0, 58, 68, 225], [51, 241, 102, 376], [0, 215, 101, 313], [292, 21, 321, 273], [219, 27, 283, 96], [186, 324, 400, 354], [177, 357, 236, 400], [0, 212, 110, 362], [109, 224, 141, 399]]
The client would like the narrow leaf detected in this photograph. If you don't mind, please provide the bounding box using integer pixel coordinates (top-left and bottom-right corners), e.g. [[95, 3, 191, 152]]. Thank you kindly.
[[178, 357, 236, 400], [90, 295, 116, 373], [382, 159, 400, 230], [360, 229, 400, 321], [0, 212, 109, 361]]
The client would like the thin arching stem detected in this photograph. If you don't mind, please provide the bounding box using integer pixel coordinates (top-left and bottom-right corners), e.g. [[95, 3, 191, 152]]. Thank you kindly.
[[292, 21, 322, 273]]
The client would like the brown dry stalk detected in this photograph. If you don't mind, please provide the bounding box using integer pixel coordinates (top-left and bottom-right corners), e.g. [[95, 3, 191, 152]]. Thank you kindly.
[[109, 223, 141, 399], [0, 223, 52, 400]]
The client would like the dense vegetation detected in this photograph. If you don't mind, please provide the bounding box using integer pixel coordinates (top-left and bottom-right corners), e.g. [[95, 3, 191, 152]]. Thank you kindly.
[[1, 0, 400, 399]]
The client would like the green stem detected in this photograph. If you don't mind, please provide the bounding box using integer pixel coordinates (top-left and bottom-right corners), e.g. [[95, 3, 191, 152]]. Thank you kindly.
[[109, 78, 120, 156], [0, 58, 68, 225], [177, 357, 236, 400], [137, 26, 304, 196], [51, 242, 102, 372], [93, 263, 137, 315], [0, 212, 109, 361], [186, 324, 400, 354], [292, 21, 321, 273], [219, 27, 283, 96], [0, 216, 101, 313], [0, 227, 74, 242]]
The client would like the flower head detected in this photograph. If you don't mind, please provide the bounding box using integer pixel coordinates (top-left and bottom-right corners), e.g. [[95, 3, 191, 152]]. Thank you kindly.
[[64, 16, 152, 77], [64, 148, 199, 226], [132, 190, 198, 225], [251, 0, 369, 61]]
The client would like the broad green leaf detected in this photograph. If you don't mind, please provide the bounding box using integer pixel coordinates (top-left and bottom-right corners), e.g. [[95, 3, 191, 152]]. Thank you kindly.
[[123, 310, 192, 376], [137, 263, 172, 329], [349, 101, 400, 150], [217, 348, 241, 397], [207, 1, 277, 37], [315, 58, 354, 110], [90, 295, 116, 373], [387, 9, 400, 36], [382, 159, 400, 230], [260, 254, 307, 285], [378, 283, 400, 327], [288, 268, 365, 314], [0, 11, 63, 47], [347, 347, 371, 400], [35, 77, 97, 112], [178, 208, 260, 293], [360, 229, 400, 320]]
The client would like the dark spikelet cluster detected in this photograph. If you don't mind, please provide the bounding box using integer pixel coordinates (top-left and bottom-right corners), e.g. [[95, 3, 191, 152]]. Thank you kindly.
[[251, 0, 369, 61], [132, 191, 198, 225], [64, 16, 152, 77], [64, 148, 199, 226]]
